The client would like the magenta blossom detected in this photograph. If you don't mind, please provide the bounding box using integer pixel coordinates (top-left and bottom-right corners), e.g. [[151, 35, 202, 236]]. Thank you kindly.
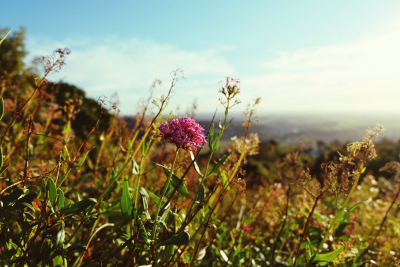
[[222, 77, 240, 96], [158, 117, 206, 151], [242, 225, 252, 233], [226, 76, 240, 88]]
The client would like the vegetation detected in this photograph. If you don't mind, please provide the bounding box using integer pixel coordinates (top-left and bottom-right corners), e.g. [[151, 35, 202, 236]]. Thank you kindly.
[[0, 28, 399, 267]]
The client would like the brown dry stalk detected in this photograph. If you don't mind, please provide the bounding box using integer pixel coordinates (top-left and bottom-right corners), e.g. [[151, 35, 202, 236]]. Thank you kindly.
[[292, 185, 331, 267]]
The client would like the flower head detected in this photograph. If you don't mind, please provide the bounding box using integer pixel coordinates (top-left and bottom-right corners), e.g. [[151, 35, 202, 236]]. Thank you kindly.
[[158, 117, 206, 151], [242, 225, 252, 233], [219, 77, 241, 108], [223, 76, 240, 95]]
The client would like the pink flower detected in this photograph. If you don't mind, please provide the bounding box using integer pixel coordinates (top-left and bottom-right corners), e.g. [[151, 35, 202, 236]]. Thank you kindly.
[[225, 77, 240, 94], [158, 117, 206, 151], [242, 225, 252, 233], [349, 215, 358, 222]]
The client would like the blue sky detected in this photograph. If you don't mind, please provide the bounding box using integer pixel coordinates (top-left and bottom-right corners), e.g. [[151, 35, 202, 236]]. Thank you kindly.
[[3, 1, 400, 116]]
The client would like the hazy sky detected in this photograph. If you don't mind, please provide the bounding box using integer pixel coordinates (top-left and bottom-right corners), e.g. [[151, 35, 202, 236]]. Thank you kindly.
[[3, 1, 400, 116]]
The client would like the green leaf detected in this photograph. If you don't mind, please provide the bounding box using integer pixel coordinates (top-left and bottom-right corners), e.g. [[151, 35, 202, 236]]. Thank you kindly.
[[14, 192, 38, 206], [3, 188, 25, 205], [148, 190, 161, 205], [57, 189, 64, 210], [132, 158, 139, 175], [344, 259, 356, 267], [53, 255, 63, 266], [18, 202, 35, 212], [226, 118, 234, 129], [305, 237, 314, 257], [56, 221, 65, 248], [0, 29, 11, 46], [160, 244, 175, 264], [141, 140, 150, 155], [197, 183, 205, 204], [345, 201, 367, 212], [138, 188, 151, 220], [66, 198, 97, 215], [157, 231, 190, 247], [301, 238, 319, 248], [169, 173, 191, 199], [208, 123, 214, 150], [190, 151, 203, 177], [154, 162, 192, 199], [159, 202, 170, 224], [207, 151, 232, 177], [193, 182, 206, 215], [212, 130, 223, 150], [0, 163, 10, 176], [233, 237, 242, 267], [314, 246, 344, 263], [120, 180, 132, 218], [48, 178, 57, 207], [138, 218, 149, 245], [75, 148, 93, 167], [221, 171, 230, 191]]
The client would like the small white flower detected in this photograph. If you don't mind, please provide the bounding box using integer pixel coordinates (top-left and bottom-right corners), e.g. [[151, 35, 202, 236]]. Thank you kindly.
[[351, 248, 359, 254], [365, 198, 373, 204], [370, 187, 379, 193]]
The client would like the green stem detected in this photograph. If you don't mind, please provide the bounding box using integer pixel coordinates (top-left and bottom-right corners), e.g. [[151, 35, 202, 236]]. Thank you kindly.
[[66, 220, 85, 244], [134, 155, 144, 210], [56, 168, 71, 190], [187, 151, 214, 218], [151, 149, 179, 240]]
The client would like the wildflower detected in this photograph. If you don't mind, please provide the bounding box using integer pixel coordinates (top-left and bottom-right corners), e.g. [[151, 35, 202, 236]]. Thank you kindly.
[[220, 77, 241, 97], [234, 133, 261, 155], [158, 117, 206, 151], [225, 76, 240, 95], [242, 225, 252, 232]]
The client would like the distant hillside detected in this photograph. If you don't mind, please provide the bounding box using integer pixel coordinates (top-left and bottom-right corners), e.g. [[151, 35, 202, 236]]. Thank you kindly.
[[123, 112, 400, 147]]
